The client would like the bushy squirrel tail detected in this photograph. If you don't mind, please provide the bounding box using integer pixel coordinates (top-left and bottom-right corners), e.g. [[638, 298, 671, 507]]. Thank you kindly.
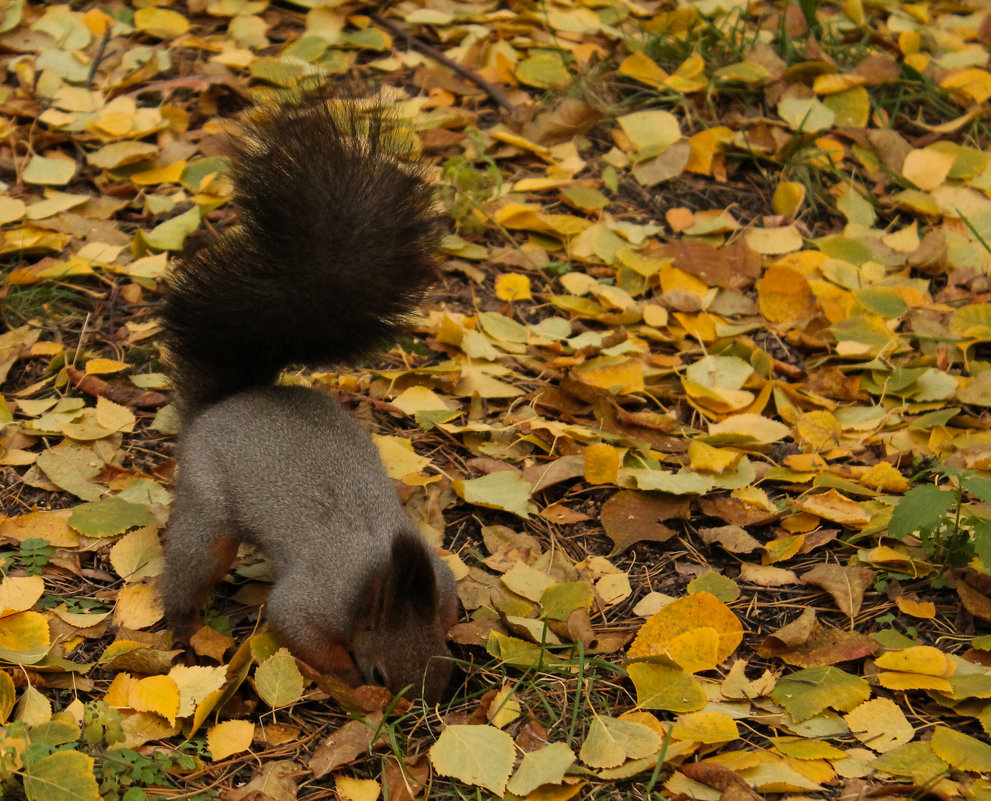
[[159, 96, 440, 415]]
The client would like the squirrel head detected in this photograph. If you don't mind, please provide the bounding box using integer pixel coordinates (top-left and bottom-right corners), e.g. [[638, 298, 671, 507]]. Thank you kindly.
[[351, 532, 457, 703]]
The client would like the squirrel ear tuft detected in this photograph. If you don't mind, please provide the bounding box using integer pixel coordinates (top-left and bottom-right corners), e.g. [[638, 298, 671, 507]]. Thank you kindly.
[[388, 532, 438, 616]]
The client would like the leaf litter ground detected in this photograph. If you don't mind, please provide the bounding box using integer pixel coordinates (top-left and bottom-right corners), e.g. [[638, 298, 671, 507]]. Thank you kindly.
[[1, 0, 991, 800]]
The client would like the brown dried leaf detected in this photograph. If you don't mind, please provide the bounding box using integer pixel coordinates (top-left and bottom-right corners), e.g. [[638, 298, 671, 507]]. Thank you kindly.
[[600, 490, 686, 555], [802, 564, 873, 621]]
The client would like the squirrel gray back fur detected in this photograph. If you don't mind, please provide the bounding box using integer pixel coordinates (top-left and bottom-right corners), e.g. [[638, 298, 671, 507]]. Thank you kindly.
[[175, 386, 455, 630]]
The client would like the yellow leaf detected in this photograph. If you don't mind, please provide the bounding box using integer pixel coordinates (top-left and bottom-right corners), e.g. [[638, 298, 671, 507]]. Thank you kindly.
[[618, 52, 668, 88], [573, 358, 644, 395], [940, 69, 991, 104], [707, 413, 791, 445], [486, 685, 521, 729], [95, 396, 136, 433], [627, 662, 706, 712], [858, 546, 931, 578], [133, 7, 190, 38], [860, 463, 909, 493], [794, 410, 841, 451], [390, 386, 453, 415], [429, 724, 516, 795], [902, 148, 955, 191], [494, 203, 555, 233], [0, 196, 26, 224], [113, 582, 163, 630], [796, 490, 869, 527], [495, 273, 532, 301], [758, 265, 813, 323], [617, 110, 681, 156], [207, 719, 255, 761], [665, 54, 708, 93], [334, 776, 381, 801], [254, 648, 305, 708], [877, 672, 952, 693], [373, 435, 431, 481], [880, 222, 920, 253], [773, 181, 806, 218], [129, 675, 180, 725], [823, 86, 870, 127], [843, 698, 913, 753], [109, 527, 164, 583], [688, 441, 741, 474], [812, 73, 865, 94], [629, 591, 742, 664], [104, 672, 136, 707], [930, 727, 991, 772], [659, 262, 707, 296], [664, 626, 720, 673], [673, 311, 718, 342], [0, 575, 45, 614], [84, 358, 127, 375], [685, 127, 727, 176], [875, 646, 953, 677], [0, 611, 51, 664], [579, 715, 662, 769], [583, 442, 621, 485], [671, 711, 739, 744], [746, 225, 804, 255], [894, 597, 935, 618], [131, 161, 186, 186]]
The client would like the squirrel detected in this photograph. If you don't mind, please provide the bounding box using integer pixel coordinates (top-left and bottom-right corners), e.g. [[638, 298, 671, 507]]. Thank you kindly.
[[157, 95, 458, 703]]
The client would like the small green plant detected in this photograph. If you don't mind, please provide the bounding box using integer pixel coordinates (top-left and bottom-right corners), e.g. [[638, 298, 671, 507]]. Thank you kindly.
[[3, 702, 208, 801], [888, 465, 991, 573], [440, 130, 503, 229], [96, 748, 192, 801], [13, 538, 54, 577]]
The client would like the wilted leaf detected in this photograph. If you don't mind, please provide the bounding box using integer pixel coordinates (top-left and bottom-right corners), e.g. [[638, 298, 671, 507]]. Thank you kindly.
[[599, 490, 684, 555]]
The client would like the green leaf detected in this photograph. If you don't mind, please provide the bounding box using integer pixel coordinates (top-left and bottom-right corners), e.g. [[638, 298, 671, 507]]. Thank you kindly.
[[971, 519, 991, 574], [888, 484, 954, 539], [253, 648, 305, 708], [771, 666, 870, 722], [515, 51, 572, 89], [453, 472, 534, 518], [69, 497, 155, 538], [23, 750, 100, 801], [627, 661, 706, 712], [138, 206, 202, 252], [540, 582, 594, 621], [22, 156, 76, 186], [962, 475, 991, 505]]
